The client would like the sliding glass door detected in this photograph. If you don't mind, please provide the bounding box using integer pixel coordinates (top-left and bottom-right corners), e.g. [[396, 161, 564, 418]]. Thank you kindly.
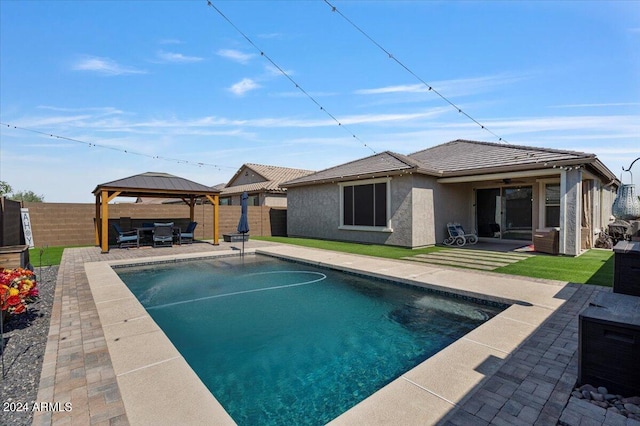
[[502, 187, 533, 240], [476, 186, 533, 241]]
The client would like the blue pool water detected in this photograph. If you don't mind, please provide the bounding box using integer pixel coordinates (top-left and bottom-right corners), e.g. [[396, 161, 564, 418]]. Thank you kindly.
[[116, 255, 505, 425]]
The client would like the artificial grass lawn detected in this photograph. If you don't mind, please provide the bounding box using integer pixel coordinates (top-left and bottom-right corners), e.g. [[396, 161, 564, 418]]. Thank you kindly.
[[254, 236, 445, 259], [28, 245, 89, 267], [495, 249, 614, 286], [255, 236, 614, 286]]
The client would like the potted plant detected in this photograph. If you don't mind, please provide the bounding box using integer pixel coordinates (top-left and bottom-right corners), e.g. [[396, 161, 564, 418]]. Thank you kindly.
[[0, 267, 39, 322]]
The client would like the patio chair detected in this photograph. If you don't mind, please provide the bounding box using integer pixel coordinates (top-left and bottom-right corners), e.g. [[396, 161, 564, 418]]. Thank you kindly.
[[112, 223, 139, 249], [153, 222, 174, 247], [177, 221, 197, 245], [443, 222, 478, 246]]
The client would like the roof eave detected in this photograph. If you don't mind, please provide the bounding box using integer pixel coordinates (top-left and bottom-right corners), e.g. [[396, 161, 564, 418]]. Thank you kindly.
[[439, 157, 594, 178], [281, 167, 421, 188]]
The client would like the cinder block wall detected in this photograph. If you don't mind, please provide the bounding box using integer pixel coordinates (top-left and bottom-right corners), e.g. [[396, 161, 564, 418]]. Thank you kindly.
[[21, 202, 286, 248]]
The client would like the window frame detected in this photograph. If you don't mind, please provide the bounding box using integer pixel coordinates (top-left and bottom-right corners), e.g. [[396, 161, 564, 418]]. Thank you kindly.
[[338, 177, 393, 232], [538, 180, 561, 229]]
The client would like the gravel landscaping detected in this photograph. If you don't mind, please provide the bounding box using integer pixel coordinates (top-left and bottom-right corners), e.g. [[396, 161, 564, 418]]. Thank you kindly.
[[1, 266, 57, 426]]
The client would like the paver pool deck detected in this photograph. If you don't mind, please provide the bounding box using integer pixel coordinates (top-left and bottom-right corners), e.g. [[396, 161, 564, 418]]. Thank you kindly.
[[32, 241, 625, 425]]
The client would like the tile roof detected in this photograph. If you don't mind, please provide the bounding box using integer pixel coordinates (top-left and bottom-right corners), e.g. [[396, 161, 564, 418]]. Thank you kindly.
[[409, 139, 596, 176], [282, 140, 604, 187], [282, 151, 428, 187], [221, 164, 315, 195]]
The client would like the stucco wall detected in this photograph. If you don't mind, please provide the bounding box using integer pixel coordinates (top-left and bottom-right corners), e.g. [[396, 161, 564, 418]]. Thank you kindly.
[[430, 181, 473, 244], [287, 175, 471, 248], [560, 169, 583, 256]]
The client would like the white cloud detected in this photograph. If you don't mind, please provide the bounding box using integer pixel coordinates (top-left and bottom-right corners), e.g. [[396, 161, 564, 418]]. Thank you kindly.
[[355, 73, 528, 98], [228, 78, 261, 96], [216, 49, 254, 64], [156, 50, 203, 63], [550, 102, 640, 108], [71, 56, 146, 75]]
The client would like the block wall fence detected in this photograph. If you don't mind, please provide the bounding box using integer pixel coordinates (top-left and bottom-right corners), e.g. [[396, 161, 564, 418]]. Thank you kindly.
[[6, 202, 286, 248]]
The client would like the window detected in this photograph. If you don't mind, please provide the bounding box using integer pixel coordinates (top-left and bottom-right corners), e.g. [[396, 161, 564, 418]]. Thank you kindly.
[[544, 183, 560, 227], [248, 195, 260, 206], [219, 197, 232, 206], [341, 179, 388, 228]]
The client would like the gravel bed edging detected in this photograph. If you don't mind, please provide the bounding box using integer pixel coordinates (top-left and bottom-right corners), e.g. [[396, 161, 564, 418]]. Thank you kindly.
[[1, 265, 58, 426]]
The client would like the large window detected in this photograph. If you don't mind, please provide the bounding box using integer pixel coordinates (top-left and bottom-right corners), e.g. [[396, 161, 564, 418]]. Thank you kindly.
[[544, 183, 560, 227], [341, 179, 389, 228]]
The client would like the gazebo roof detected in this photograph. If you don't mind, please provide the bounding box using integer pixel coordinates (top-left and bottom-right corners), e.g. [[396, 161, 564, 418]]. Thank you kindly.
[[92, 172, 219, 199]]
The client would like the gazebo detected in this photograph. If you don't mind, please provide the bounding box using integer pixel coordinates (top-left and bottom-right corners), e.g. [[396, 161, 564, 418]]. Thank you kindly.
[[92, 172, 220, 253]]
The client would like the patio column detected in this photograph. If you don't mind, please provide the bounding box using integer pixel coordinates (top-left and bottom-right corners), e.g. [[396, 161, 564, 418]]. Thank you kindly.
[[559, 168, 582, 256], [101, 189, 109, 253]]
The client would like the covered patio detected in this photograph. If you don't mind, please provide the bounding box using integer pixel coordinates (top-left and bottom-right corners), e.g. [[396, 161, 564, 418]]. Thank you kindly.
[[92, 172, 220, 253]]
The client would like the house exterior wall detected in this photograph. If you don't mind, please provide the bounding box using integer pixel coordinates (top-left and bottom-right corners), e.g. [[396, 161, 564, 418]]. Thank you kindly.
[[230, 167, 267, 186], [288, 176, 422, 246], [432, 180, 473, 244], [264, 194, 287, 207], [287, 174, 471, 248]]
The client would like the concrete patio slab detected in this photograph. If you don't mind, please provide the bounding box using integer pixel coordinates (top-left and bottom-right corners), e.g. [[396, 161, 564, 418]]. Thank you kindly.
[[327, 377, 455, 425]]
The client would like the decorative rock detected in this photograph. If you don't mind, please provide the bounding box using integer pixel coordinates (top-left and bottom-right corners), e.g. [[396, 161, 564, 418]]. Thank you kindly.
[[624, 403, 640, 414], [622, 396, 640, 405], [572, 384, 640, 420], [607, 407, 621, 415], [579, 384, 598, 393]]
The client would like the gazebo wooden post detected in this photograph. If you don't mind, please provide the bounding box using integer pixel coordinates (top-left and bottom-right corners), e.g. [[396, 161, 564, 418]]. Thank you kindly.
[[206, 195, 219, 245], [95, 194, 101, 246], [189, 197, 196, 222], [101, 189, 109, 253], [213, 194, 219, 245]]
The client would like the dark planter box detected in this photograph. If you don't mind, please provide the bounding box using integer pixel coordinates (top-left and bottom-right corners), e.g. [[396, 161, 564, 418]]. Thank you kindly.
[[578, 292, 640, 396], [613, 241, 640, 297]]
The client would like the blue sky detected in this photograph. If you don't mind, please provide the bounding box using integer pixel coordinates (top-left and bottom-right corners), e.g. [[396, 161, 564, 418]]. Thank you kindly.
[[1, 0, 639, 202]]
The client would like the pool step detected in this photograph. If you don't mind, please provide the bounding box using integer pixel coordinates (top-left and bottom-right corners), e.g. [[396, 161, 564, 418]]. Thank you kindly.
[[402, 248, 531, 271]]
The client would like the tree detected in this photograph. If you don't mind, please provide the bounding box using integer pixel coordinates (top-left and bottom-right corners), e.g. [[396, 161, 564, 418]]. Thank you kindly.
[[0, 180, 12, 197], [9, 190, 45, 203]]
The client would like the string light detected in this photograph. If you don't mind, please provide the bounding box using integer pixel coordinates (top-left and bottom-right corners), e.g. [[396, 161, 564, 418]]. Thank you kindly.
[[323, 0, 509, 144], [205, 1, 377, 155], [0, 122, 235, 171]]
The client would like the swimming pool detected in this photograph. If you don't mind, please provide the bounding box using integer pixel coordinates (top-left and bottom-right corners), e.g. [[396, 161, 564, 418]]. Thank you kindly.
[[116, 254, 506, 425]]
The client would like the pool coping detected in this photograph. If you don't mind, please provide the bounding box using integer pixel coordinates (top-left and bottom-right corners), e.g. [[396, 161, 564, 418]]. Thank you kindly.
[[81, 244, 578, 425]]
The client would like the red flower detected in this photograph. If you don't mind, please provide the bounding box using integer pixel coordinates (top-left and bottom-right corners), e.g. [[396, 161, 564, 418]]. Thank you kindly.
[[7, 295, 21, 306]]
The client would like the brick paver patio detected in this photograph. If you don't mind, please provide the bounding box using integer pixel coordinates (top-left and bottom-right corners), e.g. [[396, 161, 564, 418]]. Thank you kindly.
[[32, 242, 634, 425]]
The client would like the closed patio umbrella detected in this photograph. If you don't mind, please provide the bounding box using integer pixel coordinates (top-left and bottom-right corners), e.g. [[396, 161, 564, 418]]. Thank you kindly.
[[237, 192, 250, 255]]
